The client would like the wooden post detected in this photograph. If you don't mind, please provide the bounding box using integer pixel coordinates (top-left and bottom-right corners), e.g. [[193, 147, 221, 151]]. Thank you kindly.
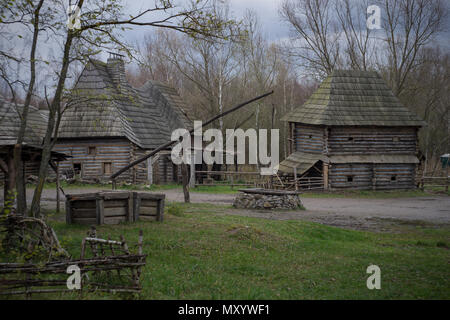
[[147, 156, 153, 185], [156, 198, 164, 222], [128, 193, 134, 222], [181, 163, 190, 203], [133, 192, 140, 222], [96, 197, 104, 225], [323, 163, 329, 190], [56, 161, 60, 214], [294, 166, 298, 191]]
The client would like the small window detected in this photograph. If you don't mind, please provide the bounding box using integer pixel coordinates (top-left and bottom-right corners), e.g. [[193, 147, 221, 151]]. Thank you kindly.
[[348, 137, 354, 141], [391, 176, 397, 182], [347, 176, 354, 182], [309, 135, 313, 139], [73, 163, 81, 175], [88, 146, 96, 155], [392, 137, 399, 142], [103, 162, 112, 175]]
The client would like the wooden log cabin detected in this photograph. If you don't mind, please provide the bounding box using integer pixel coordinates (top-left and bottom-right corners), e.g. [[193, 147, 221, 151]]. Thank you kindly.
[[0, 96, 68, 207], [53, 54, 193, 184], [278, 70, 425, 190]]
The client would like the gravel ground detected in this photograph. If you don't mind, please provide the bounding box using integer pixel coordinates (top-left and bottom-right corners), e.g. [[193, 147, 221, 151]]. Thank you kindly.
[[8, 187, 450, 231]]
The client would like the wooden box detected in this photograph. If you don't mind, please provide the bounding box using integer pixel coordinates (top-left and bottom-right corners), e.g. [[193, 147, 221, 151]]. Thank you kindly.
[[66, 191, 165, 225]]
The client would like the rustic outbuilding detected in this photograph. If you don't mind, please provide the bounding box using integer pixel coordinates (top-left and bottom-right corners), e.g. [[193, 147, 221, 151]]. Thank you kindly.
[[53, 54, 193, 184], [278, 70, 425, 190], [0, 96, 68, 207]]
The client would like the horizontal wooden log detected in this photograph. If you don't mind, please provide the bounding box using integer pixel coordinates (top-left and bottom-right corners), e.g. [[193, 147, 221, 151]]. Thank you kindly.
[[139, 206, 158, 215], [104, 207, 128, 217], [72, 208, 96, 218], [104, 200, 128, 208], [104, 217, 127, 225]]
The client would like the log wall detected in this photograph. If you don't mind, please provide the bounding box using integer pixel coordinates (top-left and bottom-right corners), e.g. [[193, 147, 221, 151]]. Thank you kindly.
[[294, 124, 325, 154], [53, 138, 133, 182], [330, 163, 416, 190], [329, 127, 417, 155]]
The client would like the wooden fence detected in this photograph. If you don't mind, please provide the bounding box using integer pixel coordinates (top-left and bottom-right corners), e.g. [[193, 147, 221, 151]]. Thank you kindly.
[[417, 176, 450, 192], [272, 175, 324, 191], [194, 171, 266, 188]]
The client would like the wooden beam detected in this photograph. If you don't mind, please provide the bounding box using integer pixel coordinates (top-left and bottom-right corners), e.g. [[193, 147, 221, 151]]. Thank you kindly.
[[110, 91, 274, 182], [294, 166, 298, 191], [323, 163, 329, 190]]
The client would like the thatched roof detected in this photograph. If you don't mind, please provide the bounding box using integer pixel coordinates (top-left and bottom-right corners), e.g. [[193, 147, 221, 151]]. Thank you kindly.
[[281, 70, 424, 127], [0, 96, 48, 147], [58, 58, 193, 149]]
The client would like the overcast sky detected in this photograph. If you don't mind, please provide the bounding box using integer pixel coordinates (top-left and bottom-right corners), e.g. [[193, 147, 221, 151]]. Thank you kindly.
[[122, 0, 289, 44]]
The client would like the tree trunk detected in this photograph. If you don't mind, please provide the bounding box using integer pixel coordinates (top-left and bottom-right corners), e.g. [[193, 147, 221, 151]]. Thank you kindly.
[[13, 0, 44, 216], [30, 31, 74, 218]]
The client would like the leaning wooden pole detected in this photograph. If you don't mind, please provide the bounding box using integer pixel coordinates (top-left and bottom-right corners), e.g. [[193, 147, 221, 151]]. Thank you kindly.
[[110, 91, 274, 187]]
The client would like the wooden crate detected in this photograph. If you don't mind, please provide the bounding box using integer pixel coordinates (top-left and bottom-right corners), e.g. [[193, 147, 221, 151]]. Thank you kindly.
[[133, 192, 165, 222], [66, 191, 165, 225]]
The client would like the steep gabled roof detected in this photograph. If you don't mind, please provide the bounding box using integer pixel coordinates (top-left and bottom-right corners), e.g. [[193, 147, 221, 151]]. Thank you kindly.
[[281, 70, 424, 127], [58, 58, 192, 149], [0, 96, 48, 147]]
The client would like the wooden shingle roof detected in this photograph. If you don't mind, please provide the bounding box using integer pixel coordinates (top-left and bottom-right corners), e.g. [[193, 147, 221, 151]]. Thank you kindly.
[[0, 96, 48, 147], [58, 59, 192, 149], [281, 70, 424, 127]]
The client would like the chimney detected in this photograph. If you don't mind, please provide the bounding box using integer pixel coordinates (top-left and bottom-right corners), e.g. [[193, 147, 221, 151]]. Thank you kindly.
[[106, 52, 130, 94]]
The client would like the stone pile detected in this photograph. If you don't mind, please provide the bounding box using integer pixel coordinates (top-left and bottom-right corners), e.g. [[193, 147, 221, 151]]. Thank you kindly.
[[233, 189, 303, 210]]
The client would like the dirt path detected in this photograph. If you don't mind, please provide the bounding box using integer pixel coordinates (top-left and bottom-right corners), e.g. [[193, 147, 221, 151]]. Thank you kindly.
[[9, 187, 450, 231]]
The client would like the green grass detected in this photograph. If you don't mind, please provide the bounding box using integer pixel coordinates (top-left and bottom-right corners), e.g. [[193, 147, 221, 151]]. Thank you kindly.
[[4, 202, 449, 300], [39, 181, 449, 197]]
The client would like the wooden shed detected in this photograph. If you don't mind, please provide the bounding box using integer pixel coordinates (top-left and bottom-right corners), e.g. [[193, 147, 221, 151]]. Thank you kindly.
[[0, 96, 69, 208], [53, 53, 193, 185], [278, 70, 425, 190]]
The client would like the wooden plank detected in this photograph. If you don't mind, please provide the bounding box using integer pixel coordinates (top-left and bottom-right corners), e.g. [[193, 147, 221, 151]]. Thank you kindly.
[[140, 200, 158, 207], [103, 217, 127, 225], [103, 200, 128, 208], [140, 206, 158, 215], [128, 194, 134, 222], [71, 200, 96, 209], [158, 199, 164, 222], [133, 192, 140, 222], [104, 206, 127, 217], [96, 198, 104, 225], [72, 217, 97, 225], [72, 208, 96, 219]]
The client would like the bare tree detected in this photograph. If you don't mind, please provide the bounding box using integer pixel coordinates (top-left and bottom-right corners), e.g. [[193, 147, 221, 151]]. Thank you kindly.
[[380, 0, 448, 95], [280, 0, 342, 77], [2, 0, 241, 217]]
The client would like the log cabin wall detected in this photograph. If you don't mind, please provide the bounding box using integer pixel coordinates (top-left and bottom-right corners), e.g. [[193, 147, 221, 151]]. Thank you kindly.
[[330, 164, 372, 189], [294, 124, 325, 154], [0, 160, 40, 183], [53, 138, 133, 182], [373, 163, 416, 189], [328, 126, 417, 155], [133, 149, 179, 184], [330, 163, 416, 190]]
